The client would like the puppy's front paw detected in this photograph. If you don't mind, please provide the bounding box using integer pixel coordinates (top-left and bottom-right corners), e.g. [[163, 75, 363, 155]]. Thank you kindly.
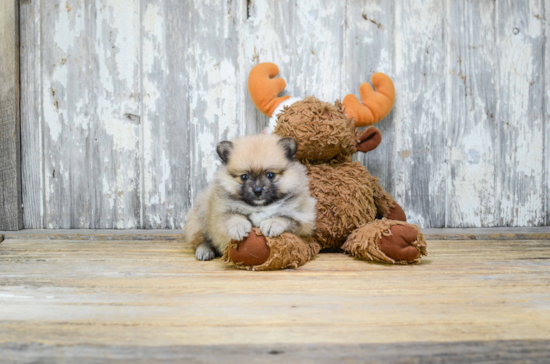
[[260, 218, 288, 238], [227, 220, 252, 241], [195, 243, 216, 261]]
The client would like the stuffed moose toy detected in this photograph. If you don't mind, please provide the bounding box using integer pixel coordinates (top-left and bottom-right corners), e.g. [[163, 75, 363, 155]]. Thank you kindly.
[[222, 62, 427, 270]]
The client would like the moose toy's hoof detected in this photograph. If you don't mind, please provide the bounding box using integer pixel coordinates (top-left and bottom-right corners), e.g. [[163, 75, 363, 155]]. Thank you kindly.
[[228, 229, 271, 266], [387, 203, 407, 222], [223, 228, 321, 271], [342, 219, 427, 264], [378, 225, 422, 262]]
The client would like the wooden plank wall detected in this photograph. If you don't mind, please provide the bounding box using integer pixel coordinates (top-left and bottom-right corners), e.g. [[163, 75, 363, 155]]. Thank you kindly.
[[18, 0, 549, 229], [0, 0, 22, 231]]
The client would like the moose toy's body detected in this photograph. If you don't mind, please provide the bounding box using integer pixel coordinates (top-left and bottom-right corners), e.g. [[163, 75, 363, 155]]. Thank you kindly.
[[222, 63, 427, 270]]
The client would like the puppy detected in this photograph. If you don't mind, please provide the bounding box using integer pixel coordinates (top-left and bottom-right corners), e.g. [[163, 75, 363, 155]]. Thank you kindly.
[[185, 134, 317, 261]]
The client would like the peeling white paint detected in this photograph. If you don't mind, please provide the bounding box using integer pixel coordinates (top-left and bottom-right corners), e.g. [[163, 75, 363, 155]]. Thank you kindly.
[[497, 0, 545, 226], [53, 2, 84, 54], [197, 130, 218, 182], [103, 118, 139, 150], [110, 1, 140, 91]]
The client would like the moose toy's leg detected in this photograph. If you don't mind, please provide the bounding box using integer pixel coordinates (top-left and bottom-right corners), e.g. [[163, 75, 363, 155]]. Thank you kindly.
[[342, 219, 427, 264], [387, 202, 407, 221], [222, 228, 321, 271]]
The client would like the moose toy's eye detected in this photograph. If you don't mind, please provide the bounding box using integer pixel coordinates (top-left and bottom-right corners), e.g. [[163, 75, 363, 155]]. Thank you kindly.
[[240, 174, 249, 181], [266, 172, 275, 180]]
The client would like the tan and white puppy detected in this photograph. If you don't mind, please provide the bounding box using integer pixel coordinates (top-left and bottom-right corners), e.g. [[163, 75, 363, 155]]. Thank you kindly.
[[185, 134, 317, 261]]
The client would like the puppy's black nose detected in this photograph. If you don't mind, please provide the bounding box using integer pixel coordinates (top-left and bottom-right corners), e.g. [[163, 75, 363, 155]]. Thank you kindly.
[[253, 187, 263, 196]]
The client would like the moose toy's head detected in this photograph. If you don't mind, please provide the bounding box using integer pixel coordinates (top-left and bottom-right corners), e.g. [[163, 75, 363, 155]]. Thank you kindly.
[[248, 62, 396, 164]]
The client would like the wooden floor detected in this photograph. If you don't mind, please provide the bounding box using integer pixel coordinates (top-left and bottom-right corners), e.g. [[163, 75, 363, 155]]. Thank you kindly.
[[1, 229, 550, 363]]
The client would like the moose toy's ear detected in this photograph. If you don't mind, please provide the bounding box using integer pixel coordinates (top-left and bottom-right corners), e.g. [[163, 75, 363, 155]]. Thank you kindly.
[[356, 127, 382, 153], [216, 141, 233, 164]]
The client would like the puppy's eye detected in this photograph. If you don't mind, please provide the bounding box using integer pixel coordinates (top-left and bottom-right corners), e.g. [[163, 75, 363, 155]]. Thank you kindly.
[[240, 174, 249, 181], [266, 172, 275, 180]]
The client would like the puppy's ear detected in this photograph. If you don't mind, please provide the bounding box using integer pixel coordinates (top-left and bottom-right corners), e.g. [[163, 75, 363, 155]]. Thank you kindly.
[[216, 141, 233, 164], [278, 137, 298, 160]]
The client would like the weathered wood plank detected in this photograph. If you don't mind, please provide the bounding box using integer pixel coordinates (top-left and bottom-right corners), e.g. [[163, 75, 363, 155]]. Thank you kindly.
[[392, 0, 446, 227], [2, 340, 549, 364], [0, 229, 185, 241], [346, 0, 397, 199], [243, 0, 347, 134], [92, 0, 142, 228], [140, 0, 190, 229], [421, 227, 550, 241], [446, 1, 498, 227], [2, 227, 550, 241], [496, 0, 545, 226], [141, 0, 242, 228], [20, 0, 43, 229], [0, 0, 22, 231], [41, 0, 141, 228], [545, 0, 550, 226]]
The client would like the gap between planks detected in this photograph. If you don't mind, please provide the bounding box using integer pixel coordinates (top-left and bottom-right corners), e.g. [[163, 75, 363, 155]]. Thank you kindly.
[[1, 227, 550, 243]]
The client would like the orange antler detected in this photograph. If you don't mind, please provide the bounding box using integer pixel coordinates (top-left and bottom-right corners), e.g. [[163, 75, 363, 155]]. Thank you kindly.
[[248, 63, 291, 116], [343, 73, 395, 127]]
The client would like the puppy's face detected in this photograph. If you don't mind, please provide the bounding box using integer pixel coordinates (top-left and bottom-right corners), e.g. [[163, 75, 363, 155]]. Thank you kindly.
[[216, 135, 299, 206]]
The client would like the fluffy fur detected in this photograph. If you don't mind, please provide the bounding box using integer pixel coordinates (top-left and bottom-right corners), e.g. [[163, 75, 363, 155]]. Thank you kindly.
[[274, 97, 357, 163], [185, 134, 317, 261]]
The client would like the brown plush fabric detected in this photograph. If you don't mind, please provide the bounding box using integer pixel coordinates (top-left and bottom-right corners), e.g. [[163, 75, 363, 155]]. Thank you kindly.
[[342, 219, 427, 264], [307, 162, 378, 250], [274, 97, 357, 163], [367, 174, 395, 218], [227, 229, 271, 266], [387, 203, 407, 221], [378, 225, 420, 261], [356, 127, 382, 153], [222, 228, 321, 271]]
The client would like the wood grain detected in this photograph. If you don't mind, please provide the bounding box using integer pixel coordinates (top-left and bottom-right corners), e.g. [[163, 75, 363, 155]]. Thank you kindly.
[[2, 340, 549, 364], [446, 0, 498, 227], [545, 0, 550, 227], [392, 0, 447, 227], [2, 227, 550, 241], [39, 0, 142, 229], [140, 0, 190, 229], [20, 0, 43, 229], [0, 0, 22, 231], [1, 236, 550, 361], [496, 0, 545, 226]]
